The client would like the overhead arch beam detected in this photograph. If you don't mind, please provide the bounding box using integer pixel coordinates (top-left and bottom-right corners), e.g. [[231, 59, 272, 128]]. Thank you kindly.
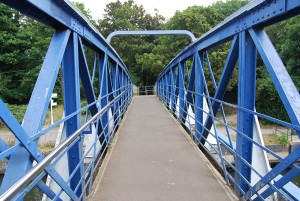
[[106, 30, 197, 43]]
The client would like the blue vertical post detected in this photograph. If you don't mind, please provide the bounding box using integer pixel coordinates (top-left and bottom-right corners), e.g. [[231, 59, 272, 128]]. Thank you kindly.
[[165, 72, 170, 107], [158, 79, 161, 99], [160, 79, 163, 100], [170, 68, 176, 112], [112, 64, 120, 124], [164, 75, 168, 103], [235, 31, 256, 193], [119, 70, 124, 113], [62, 32, 83, 196], [195, 53, 204, 142], [100, 54, 109, 142], [178, 62, 185, 121]]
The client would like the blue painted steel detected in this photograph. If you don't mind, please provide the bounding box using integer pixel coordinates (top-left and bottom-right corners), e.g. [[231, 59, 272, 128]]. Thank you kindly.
[[106, 30, 196, 43], [182, 58, 195, 124], [100, 53, 109, 142], [200, 36, 239, 145], [156, 0, 300, 200], [0, 29, 71, 194], [0, 99, 79, 200], [170, 68, 176, 112], [178, 62, 185, 121], [235, 31, 257, 193], [62, 32, 83, 197], [157, 0, 300, 78], [78, 37, 98, 116], [249, 28, 300, 137], [194, 53, 203, 142], [0, 0, 132, 200], [0, 0, 299, 200]]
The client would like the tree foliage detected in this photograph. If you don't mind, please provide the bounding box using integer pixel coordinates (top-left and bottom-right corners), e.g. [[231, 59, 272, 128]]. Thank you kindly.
[[0, 4, 54, 104], [97, 0, 165, 85], [0, 0, 299, 123]]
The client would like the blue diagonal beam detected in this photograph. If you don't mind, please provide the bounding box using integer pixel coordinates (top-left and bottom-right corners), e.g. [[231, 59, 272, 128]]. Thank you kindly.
[[78, 37, 98, 116], [256, 165, 300, 200], [0, 138, 10, 159], [0, 99, 78, 200], [200, 35, 239, 145], [182, 58, 195, 124], [249, 28, 300, 137], [243, 146, 300, 200], [157, 0, 300, 80], [112, 64, 120, 124], [0, 29, 71, 193]]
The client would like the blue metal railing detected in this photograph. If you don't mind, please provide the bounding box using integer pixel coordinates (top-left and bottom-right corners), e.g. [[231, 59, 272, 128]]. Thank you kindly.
[[0, 0, 132, 200], [156, 0, 300, 200]]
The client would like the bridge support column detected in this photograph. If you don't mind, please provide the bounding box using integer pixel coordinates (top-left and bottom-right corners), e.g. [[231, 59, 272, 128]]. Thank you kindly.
[[235, 31, 256, 194], [165, 71, 170, 108], [62, 32, 84, 197], [178, 62, 185, 121], [195, 53, 204, 142]]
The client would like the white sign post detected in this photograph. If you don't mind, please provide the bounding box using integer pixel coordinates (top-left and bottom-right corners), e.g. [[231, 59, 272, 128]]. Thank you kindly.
[[50, 93, 57, 125]]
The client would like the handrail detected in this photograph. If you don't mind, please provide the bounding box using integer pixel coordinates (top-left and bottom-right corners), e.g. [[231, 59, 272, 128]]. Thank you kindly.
[[156, 0, 300, 200], [0, 87, 131, 201]]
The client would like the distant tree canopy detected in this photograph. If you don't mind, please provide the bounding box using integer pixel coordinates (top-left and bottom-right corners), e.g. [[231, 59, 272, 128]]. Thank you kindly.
[[0, 0, 299, 122], [97, 0, 165, 85]]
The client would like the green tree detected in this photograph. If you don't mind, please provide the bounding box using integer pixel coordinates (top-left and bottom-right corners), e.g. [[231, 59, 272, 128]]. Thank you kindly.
[[256, 15, 300, 122], [0, 4, 54, 104], [97, 0, 165, 86], [136, 0, 249, 88]]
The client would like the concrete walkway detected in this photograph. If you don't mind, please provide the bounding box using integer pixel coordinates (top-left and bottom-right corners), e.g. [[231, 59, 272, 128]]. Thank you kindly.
[[91, 95, 235, 201]]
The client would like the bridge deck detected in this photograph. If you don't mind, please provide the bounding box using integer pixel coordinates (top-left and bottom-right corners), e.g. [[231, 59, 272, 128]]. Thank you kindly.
[[91, 95, 235, 201]]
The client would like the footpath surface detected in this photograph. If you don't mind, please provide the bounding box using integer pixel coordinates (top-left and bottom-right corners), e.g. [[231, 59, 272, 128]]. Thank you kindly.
[[91, 95, 235, 201]]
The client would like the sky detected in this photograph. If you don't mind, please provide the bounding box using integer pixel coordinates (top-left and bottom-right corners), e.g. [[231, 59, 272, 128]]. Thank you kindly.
[[80, 0, 222, 20]]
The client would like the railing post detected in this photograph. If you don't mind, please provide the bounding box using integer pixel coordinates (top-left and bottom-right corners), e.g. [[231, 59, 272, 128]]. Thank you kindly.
[[235, 31, 256, 193]]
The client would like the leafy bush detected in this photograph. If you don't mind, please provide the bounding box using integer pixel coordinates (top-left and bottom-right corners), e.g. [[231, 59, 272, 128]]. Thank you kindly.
[[0, 103, 27, 129]]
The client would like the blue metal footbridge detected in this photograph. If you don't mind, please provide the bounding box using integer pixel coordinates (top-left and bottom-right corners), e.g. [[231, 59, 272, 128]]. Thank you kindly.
[[0, 0, 299, 200]]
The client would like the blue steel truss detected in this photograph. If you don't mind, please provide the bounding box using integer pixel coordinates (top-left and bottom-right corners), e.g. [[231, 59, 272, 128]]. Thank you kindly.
[[0, 0, 299, 200], [0, 0, 132, 200], [157, 0, 300, 200]]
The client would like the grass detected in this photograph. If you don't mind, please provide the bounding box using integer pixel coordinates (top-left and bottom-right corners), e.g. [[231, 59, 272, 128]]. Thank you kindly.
[[38, 142, 55, 149], [229, 133, 288, 145], [0, 101, 89, 131], [215, 122, 237, 128], [44, 104, 64, 127], [262, 134, 280, 145]]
